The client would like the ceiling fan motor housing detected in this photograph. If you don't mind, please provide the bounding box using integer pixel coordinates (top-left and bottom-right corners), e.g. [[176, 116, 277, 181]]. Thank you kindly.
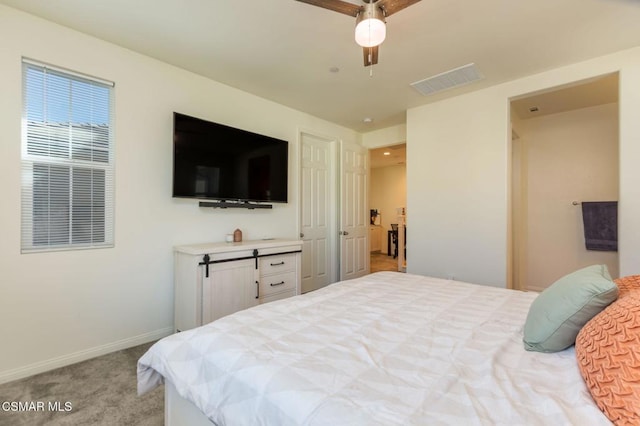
[[295, 0, 422, 66]]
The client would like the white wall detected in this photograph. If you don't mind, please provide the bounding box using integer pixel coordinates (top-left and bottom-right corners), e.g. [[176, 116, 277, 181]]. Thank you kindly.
[[0, 6, 359, 383], [407, 88, 508, 285], [362, 124, 406, 149], [370, 165, 407, 254], [407, 46, 640, 287], [520, 103, 619, 291]]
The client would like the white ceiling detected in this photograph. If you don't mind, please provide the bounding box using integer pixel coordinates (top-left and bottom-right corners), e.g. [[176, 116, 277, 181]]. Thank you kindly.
[[511, 73, 619, 120], [3, 0, 640, 132], [370, 144, 406, 168]]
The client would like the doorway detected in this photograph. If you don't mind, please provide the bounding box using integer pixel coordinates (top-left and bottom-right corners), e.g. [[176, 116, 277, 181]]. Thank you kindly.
[[509, 74, 619, 291], [368, 143, 407, 273]]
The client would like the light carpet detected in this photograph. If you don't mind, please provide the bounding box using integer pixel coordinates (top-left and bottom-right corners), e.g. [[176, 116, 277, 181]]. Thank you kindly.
[[0, 341, 162, 426]]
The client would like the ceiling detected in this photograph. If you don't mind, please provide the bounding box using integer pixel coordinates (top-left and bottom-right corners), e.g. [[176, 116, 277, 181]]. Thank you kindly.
[[370, 144, 406, 168], [511, 73, 619, 120], [3, 0, 640, 132]]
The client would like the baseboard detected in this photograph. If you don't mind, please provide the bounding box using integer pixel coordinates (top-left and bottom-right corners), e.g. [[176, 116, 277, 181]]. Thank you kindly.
[[0, 327, 173, 385]]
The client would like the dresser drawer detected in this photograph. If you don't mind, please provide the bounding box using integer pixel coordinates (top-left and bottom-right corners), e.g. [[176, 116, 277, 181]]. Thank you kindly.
[[259, 253, 296, 275], [259, 271, 296, 297], [260, 289, 296, 305]]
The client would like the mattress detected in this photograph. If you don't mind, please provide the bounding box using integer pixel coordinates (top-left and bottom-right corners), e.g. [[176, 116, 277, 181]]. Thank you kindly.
[[137, 271, 610, 425]]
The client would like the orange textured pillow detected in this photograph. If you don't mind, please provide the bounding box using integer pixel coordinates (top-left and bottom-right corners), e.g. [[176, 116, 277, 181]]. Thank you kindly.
[[614, 275, 640, 298], [575, 287, 640, 425]]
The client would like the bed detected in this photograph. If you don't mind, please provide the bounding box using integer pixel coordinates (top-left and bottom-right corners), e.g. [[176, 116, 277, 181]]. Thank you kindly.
[[137, 271, 611, 425]]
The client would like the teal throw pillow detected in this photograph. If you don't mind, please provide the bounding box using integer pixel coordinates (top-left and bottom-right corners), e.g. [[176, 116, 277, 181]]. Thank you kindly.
[[523, 264, 618, 353]]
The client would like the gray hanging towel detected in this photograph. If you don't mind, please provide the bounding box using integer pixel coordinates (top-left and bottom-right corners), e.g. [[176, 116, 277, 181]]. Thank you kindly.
[[581, 201, 617, 251]]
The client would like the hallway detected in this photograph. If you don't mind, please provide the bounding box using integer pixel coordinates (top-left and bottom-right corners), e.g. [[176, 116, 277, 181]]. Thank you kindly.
[[370, 252, 399, 273]]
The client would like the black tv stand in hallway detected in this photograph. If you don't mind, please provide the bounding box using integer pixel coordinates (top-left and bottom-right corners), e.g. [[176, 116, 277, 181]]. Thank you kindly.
[[387, 226, 407, 259]]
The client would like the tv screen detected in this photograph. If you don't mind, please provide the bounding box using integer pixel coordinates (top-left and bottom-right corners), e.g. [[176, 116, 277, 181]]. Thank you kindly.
[[173, 113, 288, 203]]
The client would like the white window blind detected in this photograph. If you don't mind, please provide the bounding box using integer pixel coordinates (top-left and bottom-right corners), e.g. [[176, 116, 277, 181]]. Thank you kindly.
[[21, 59, 114, 252]]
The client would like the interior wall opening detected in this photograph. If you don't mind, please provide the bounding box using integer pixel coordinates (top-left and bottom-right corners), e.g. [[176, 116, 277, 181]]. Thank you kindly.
[[509, 73, 620, 292], [368, 143, 407, 273]]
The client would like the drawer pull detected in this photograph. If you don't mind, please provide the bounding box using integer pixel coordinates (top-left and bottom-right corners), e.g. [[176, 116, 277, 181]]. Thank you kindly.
[[270, 281, 286, 287], [270, 261, 285, 266]]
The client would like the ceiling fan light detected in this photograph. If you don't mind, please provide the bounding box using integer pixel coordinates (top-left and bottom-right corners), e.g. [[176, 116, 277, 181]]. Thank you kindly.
[[355, 18, 386, 47], [355, 4, 386, 48]]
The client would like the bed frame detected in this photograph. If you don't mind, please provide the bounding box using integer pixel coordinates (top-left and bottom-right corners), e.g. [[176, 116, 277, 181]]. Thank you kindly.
[[165, 380, 212, 426]]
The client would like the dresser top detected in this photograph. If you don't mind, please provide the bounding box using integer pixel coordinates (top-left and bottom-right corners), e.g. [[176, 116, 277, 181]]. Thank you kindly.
[[174, 238, 302, 255]]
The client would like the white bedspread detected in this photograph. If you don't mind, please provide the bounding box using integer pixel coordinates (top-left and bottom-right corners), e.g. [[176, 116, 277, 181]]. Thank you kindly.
[[138, 272, 610, 425]]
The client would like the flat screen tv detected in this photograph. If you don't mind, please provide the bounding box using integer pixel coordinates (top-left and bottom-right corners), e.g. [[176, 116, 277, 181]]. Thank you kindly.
[[173, 112, 288, 204]]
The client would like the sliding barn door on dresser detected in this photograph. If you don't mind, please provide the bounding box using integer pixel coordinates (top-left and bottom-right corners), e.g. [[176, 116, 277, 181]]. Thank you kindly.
[[174, 239, 302, 332], [204, 258, 258, 325]]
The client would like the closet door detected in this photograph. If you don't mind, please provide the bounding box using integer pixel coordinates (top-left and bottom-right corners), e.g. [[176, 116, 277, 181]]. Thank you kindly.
[[340, 142, 368, 281], [300, 133, 334, 293]]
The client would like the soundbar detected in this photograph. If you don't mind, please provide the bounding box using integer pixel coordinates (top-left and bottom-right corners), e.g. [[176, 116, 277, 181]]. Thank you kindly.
[[199, 201, 273, 210]]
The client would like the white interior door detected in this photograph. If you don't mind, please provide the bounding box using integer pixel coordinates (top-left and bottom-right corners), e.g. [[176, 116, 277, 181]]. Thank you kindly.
[[300, 133, 334, 293], [340, 142, 368, 280]]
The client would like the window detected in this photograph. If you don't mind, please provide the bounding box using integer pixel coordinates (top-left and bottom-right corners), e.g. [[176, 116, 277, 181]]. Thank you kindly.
[[21, 59, 114, 252]]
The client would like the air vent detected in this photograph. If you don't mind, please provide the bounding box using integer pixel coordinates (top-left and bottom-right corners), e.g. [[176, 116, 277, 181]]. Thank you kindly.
[[410, 63, 484, 96]]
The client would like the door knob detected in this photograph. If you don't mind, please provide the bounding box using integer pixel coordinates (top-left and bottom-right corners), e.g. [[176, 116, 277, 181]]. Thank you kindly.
[[300, 232, 304, 238], [343, 231, 349, 236]]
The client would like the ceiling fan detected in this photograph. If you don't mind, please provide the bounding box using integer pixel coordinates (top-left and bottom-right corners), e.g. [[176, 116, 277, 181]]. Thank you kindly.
[[295, 0, 422, 67]]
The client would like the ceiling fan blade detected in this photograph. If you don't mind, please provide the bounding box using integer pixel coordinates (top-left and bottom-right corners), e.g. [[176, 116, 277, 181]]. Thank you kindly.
[[363, 45, 379, 67], [377, 0, 422, 16], [295, 0, 363, 17]]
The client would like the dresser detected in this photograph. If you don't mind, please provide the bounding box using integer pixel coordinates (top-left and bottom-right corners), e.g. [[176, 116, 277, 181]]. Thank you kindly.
[[173, 239, 302, 332]]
